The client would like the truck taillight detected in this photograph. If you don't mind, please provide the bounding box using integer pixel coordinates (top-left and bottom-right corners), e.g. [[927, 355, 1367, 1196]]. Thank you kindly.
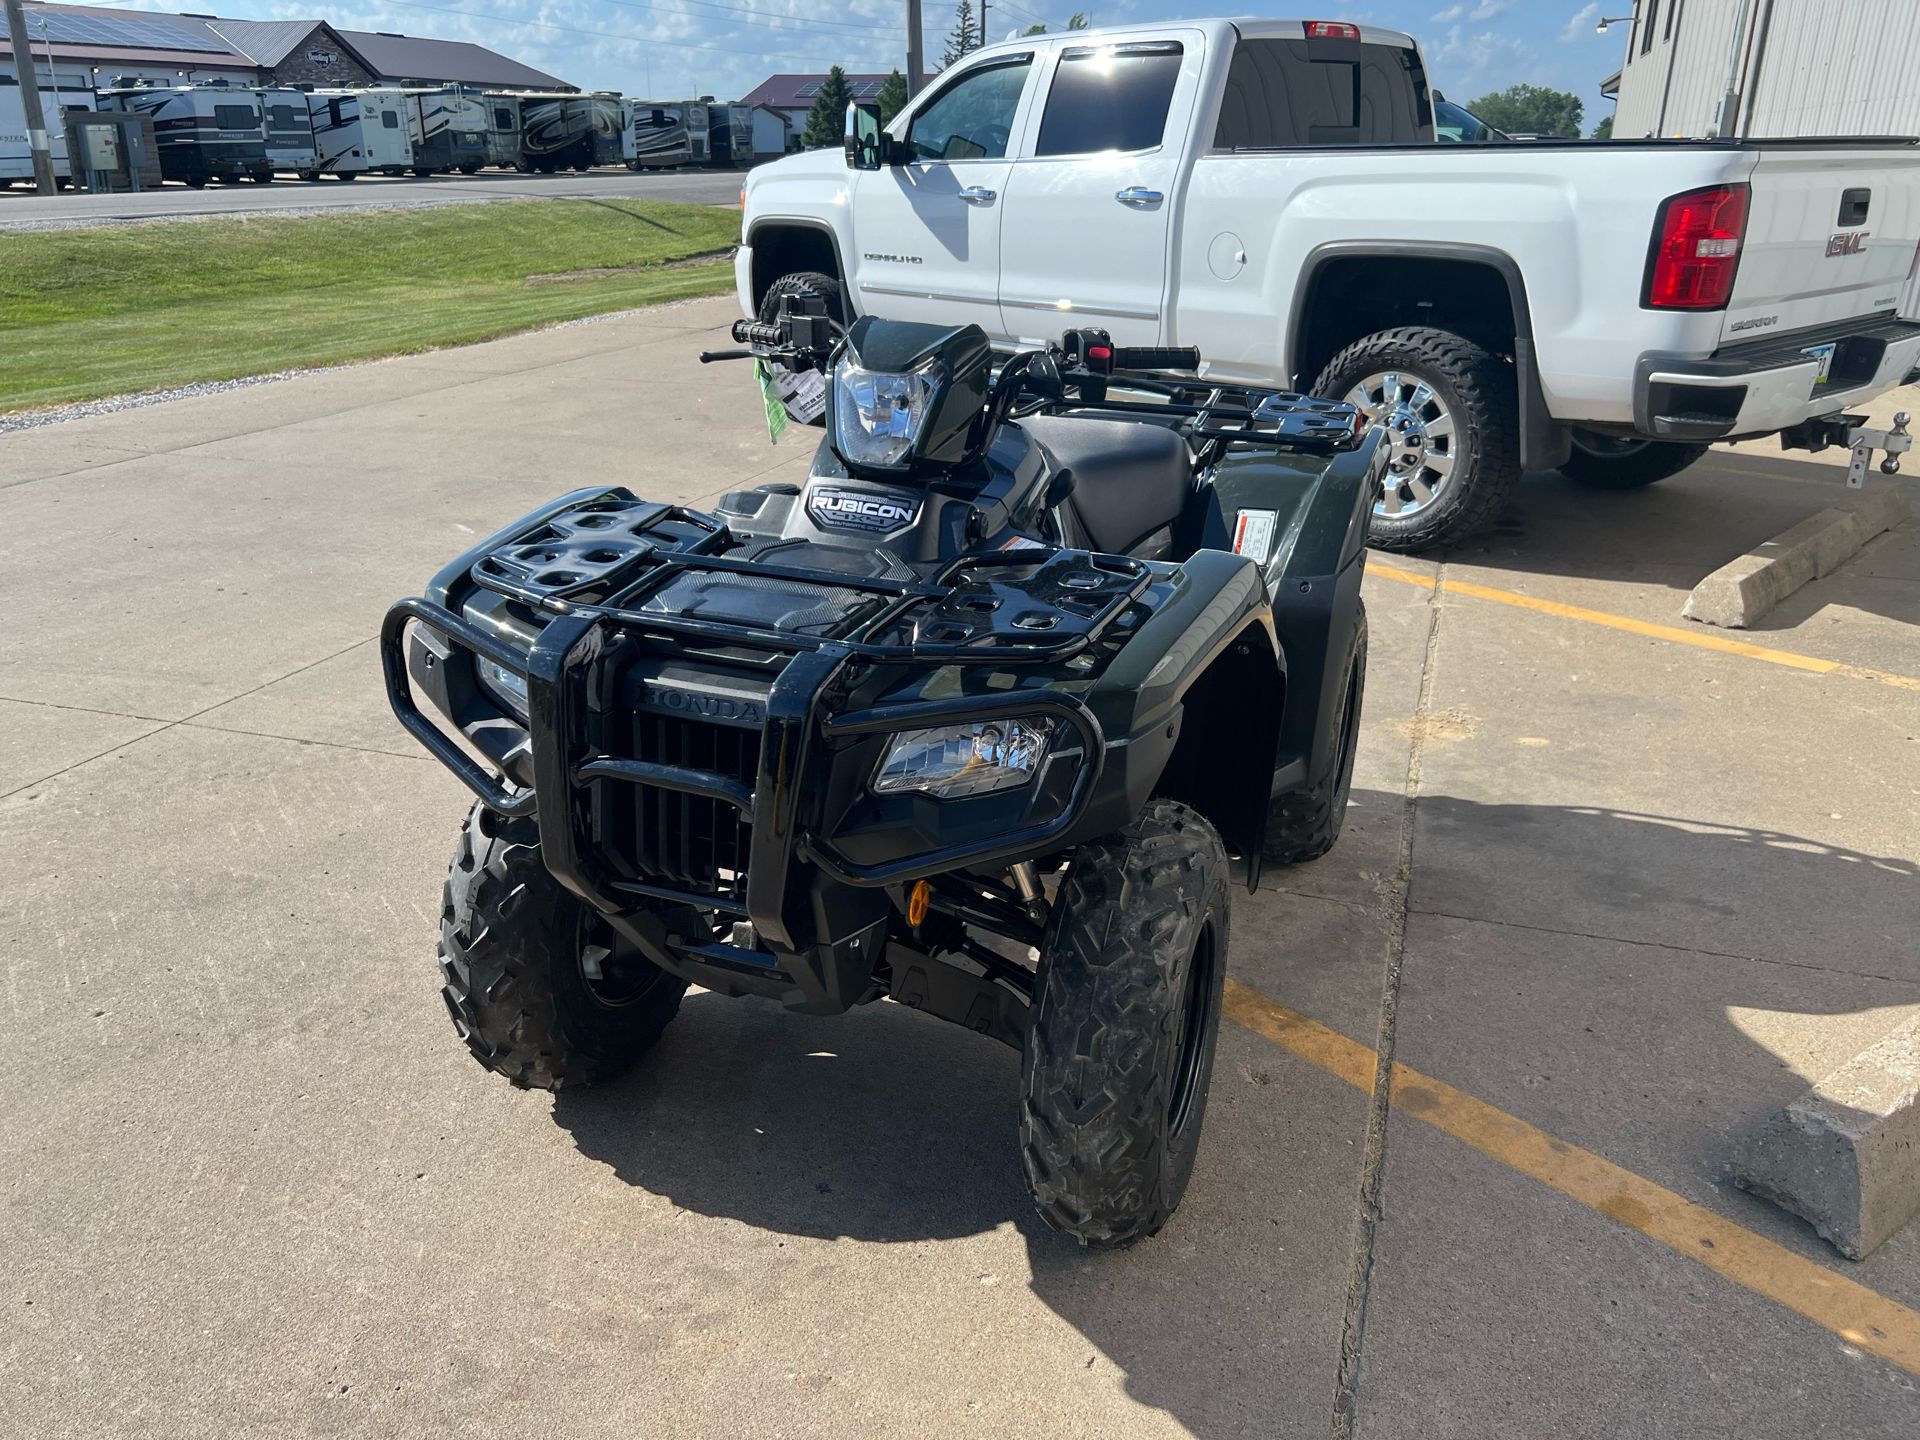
[[1303, 20, 1362, 40], [1643, 183, 1750, 311]]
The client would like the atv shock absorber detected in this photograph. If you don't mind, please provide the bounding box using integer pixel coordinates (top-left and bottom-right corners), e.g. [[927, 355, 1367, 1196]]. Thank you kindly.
[[1009, 862, 1049, 928]]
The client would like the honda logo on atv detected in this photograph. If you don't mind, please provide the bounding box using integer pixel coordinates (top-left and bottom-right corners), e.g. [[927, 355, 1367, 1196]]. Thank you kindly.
[[1827, 231, 1869, 257], [639, 684, 764, 724], [805, 484, 921, 534]]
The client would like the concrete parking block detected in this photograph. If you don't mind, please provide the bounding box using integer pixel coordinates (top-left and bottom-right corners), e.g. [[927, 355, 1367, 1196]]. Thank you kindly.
[[1683, 484, 1909, 629], [1734, 1015, 1920, 1260]]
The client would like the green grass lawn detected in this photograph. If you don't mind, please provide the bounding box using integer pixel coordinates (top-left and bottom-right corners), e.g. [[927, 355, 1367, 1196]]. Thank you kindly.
[[0, 199, 741, 413]]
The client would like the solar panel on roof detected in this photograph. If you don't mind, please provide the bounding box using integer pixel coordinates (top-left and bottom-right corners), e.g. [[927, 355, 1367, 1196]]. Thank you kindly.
[[38, 13, 238, 53]]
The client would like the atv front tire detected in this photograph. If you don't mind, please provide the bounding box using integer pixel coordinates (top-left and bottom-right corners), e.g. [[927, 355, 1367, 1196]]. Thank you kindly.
[[1560, 430, 1708, 489], [1021, 799, 1230, 1248], [1265, 601, 1368, 866], [439, 800, 686, 1090], [1314, 326, 1520, 552]]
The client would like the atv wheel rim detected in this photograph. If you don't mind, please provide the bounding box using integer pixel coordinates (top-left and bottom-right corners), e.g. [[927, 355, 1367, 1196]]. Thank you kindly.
[[1346, 371, 1458, 519], [576, 915, 665, 1008], [1168, 917, 1221, 1137]]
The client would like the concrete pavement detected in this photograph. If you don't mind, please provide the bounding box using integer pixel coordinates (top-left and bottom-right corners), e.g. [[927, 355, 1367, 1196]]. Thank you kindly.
[[3, 298, 1918, 1437], [0, 166, 745, 229]]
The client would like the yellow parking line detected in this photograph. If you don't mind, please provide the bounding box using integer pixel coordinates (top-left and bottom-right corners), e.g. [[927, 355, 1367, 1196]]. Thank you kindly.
[[1222, 979, 1920, 1379], [1366, 561, 1920, 691]]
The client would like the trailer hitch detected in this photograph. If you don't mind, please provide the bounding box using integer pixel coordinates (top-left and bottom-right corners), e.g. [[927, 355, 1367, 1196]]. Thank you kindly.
[[1844, 411, 1912, 489]]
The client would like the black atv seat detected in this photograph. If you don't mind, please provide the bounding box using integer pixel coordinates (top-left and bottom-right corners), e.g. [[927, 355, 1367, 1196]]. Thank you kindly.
[[1020, 414, 1195, 559]]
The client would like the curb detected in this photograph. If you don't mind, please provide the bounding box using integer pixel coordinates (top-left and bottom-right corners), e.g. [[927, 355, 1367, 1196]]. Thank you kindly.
[[1731, 1015, 1920, 1261], [1683, 483, 1909, 629]]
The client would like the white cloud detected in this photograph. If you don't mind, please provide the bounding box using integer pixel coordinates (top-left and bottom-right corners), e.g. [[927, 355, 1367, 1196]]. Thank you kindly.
[[1427, 24, 1541, 102], [1561, 3, 1602, 42], [1432, 3, 1466, 19], [1471, 0, 1512, 17]]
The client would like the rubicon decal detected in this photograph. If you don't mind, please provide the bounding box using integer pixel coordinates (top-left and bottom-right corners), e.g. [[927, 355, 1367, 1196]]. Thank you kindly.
[[806, 485, 922, 533]]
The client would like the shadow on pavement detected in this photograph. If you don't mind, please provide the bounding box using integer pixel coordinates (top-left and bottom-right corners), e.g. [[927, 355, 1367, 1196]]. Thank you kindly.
[[552, 983, 1358, 1438]]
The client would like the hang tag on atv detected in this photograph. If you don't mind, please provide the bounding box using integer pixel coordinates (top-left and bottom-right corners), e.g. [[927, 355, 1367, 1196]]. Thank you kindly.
[[1232, 509, 1278, 563], [783, 368, 827, 425], [755, 360, 790, 444]]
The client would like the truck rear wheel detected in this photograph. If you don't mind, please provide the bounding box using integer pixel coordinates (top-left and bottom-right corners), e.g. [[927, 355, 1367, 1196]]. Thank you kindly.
[[1021, 799, 1230, 1248], [439, 800, 686, 1090], [1560, 430, 1708, 489], [1265, 601, 1367, 866], [1315, 326, 1520, 552]]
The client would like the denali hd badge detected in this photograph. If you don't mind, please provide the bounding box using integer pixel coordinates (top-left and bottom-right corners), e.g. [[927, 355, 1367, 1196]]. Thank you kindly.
[[805, 484, 921, 534]]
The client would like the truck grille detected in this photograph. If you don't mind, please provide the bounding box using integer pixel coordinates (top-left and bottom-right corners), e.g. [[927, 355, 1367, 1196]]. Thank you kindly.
[[616, 712, 761, 903]]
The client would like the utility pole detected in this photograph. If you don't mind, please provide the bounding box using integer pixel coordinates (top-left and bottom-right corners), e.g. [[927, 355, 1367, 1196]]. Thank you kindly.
[[979, 0, 989, 46], [907, 0, 924, 94], [4, 0, 57, 194]]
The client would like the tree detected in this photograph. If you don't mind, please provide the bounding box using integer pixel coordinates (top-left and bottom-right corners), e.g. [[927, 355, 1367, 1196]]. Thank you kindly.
[[1023, 12, 1090, 33], [1591, 114, 1614, 140], [802, 65, 854, 150], [876, 69, 910, 126], [941, 0, 980, 67], [1466, 83, 1584, 139]]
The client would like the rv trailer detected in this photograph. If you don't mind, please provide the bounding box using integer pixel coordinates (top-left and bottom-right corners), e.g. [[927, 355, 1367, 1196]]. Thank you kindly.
[[623, 99, 692, 169], [256, 88, 318, 178], [682, 100, 711, 165], [303, 89, 407, 178], [706, 102, 752, 168], [515, 93, 595, 173], [95, 81, 271, 187], [408, 89, 489, 175], [2, 81, 77, 186]]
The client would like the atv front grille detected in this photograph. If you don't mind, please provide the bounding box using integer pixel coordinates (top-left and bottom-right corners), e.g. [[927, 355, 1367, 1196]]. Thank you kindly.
[[612, 712, 761, 903]]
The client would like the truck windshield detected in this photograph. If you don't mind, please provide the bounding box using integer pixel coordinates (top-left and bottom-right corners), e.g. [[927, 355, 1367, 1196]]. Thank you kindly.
[[1214, 38, 1431, 148]]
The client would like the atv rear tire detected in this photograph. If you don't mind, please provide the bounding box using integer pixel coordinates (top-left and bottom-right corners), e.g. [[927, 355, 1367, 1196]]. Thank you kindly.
[[1021, 799, 1230, 1248], [1559, 430, 1708, 489], [1264, 601, 1368, 866], [1314, 326, 1520, 553], [439, 800, 686, 1090]]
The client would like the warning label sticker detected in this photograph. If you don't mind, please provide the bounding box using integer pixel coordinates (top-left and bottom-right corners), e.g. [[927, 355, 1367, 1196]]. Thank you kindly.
[[1232, 509, 1278, 563]]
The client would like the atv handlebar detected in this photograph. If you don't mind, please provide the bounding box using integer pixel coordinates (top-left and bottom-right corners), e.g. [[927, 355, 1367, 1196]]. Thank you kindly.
[[1107, 345, 1202, 373]]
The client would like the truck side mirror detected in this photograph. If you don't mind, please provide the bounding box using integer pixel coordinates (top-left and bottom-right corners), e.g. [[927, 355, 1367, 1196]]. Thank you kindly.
[[844, 101, 885, 171]]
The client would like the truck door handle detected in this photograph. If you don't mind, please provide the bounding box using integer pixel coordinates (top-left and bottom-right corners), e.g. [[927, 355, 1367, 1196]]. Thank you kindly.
[[1116, 186, 1163, 208], [958, 185, 996, 205]]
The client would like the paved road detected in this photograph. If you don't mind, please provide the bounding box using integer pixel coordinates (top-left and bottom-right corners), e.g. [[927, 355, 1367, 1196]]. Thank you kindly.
[[3, 301, 1918, 1436], [0, 165, 746, 228]]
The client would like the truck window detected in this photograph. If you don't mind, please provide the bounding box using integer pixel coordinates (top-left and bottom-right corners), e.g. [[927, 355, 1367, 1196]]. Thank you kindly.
[[1035, 43, 1183, 156], [908, 56, 1031, 162], [1213, 38, 1430, 148]]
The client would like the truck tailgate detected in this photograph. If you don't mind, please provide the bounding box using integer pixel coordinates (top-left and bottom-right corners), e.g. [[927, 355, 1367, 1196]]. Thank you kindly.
[[1723, 145, 1920, 343]]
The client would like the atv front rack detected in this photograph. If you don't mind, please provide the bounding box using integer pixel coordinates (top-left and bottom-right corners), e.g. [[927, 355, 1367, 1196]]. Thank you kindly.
[[462, 495, 1155, 665]]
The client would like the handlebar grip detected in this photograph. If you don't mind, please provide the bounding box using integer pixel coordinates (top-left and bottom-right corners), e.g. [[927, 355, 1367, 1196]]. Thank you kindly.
[[1109, 345, 1202, 373], [730, 318, 788, 346]]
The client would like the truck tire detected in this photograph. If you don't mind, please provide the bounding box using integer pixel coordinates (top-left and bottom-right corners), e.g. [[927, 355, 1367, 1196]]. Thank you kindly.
[[1265, 601, 1367, 866], [1314, 326, 1520, 552], [439, 800, 686, 1090], [1560, 430, 1708, 489], [1021, 798, 1230, 1248]]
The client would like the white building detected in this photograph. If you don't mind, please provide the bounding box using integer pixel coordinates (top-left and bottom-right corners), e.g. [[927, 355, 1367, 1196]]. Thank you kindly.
[[1610, 0, 1920, 139]]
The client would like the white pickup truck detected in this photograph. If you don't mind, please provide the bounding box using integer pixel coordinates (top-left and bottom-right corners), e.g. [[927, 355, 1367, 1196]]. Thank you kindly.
[[736, 17, 1920, 550]]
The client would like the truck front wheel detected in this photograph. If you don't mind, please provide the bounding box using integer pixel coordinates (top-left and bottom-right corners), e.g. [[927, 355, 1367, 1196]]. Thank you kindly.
[[1560, 430, 1708, 489], [1020, 799, 1230, 1248], [1315, 326, 1520, 552], [439, 801, 686, 1090]]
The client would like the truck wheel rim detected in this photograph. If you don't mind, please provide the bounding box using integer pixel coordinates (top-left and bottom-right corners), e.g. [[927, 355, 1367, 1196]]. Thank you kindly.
[[1346, 371, 1457, 518]]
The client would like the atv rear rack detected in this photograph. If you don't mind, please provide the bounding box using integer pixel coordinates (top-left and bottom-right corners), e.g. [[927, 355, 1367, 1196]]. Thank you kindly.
[[464, 496, 1155, 665]]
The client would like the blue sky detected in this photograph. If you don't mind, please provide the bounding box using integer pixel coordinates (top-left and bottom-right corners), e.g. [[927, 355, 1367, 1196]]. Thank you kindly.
[[102, 1, 1632, 115]]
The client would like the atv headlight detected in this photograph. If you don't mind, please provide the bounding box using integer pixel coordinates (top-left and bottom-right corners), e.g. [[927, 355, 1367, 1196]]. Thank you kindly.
[[832, 357, 940, 470], [475, 655, 530, 722], [872, 718, 1054, 799]]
